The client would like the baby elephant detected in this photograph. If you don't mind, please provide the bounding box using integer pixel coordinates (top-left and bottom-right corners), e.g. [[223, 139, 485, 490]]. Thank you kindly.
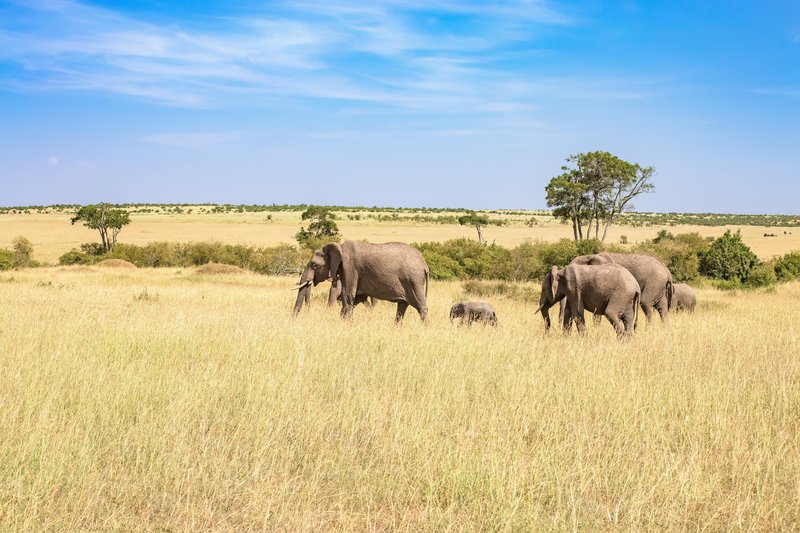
[[669, 283, 697, 312], [450, 300, 498, 326]]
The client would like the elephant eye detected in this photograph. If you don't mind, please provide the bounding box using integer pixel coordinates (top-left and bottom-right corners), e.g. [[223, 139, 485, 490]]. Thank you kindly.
[[311, 263, 319, 269]]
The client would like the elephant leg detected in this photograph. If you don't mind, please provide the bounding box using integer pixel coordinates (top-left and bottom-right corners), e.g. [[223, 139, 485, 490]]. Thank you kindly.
[[606, 313, 623, 336], [640, 302, 655, 322], [395, 302, 409, 323], [561, 304, 572, 333], [574, 309, 587, 334], [655, 298, 669, 323], [622, 308, 636, 336], [327, 284, 340, 307]]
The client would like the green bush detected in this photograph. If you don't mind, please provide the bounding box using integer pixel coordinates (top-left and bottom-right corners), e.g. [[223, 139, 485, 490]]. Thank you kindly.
[[700, 230, 758, 282], [59, 249, 94, 265], [744, 261, 777, 288], [774, 251, 800, 281], [12, 237, 34, 268], [0, 249, 15, 270]]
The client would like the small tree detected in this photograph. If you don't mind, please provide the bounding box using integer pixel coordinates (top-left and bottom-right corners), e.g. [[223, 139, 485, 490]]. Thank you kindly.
[[71, 204, 131, 253], [295, 207, 341, 250], [12, 236, 33, 268], [700, 230, 758, 281], [458, 212, 490, 244]]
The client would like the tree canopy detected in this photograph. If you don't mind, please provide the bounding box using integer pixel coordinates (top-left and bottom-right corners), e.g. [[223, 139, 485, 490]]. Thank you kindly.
[[71, 203, 131, 252], [295, 206, 341, 250], [545, 151, 655, 242], [458, 212, 490, 244]]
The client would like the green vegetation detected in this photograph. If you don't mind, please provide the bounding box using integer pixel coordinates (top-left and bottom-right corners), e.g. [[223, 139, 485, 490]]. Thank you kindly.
[[0, 236, 37, 270], [59, 242, 306, 275], [295, 207, 341, 251], [71, 203, 131, 252], [546, 151, 655, 241], [699, 230, 759, 282]]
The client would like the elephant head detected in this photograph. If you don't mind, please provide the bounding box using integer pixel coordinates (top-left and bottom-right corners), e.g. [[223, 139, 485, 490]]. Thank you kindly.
[[535, 265, 564, 330], [449, 302, 466, 322], [292, 243, 343, 314]]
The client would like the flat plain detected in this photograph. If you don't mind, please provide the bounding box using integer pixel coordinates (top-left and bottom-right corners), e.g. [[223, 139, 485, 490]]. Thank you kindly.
[[1, 209, 799, 530], [2, 208, 800, 264]]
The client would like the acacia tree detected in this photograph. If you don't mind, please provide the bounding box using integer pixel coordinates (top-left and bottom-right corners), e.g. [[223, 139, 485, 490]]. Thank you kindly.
[[71, 203, 131, 252], [458, 212, 490, 244], [295, 207, 341, 250], [545, 151, 655, 242], [545, 169, 588, 240]]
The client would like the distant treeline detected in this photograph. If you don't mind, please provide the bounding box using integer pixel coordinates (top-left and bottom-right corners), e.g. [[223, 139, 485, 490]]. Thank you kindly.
[[2, 203, 799, 227]]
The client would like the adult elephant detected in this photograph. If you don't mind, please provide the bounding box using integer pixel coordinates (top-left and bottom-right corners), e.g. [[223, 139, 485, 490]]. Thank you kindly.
[[669, 283, 697, 312], [570, 252, 673, 322], [537, 264, 640, 338], [293, 241, 428, 322]]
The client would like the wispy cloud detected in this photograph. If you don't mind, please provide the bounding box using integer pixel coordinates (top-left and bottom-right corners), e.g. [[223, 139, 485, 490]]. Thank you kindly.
[[752, 87, 800, 99], [142, 131, 243, 147], [0, 0, 662, 116]]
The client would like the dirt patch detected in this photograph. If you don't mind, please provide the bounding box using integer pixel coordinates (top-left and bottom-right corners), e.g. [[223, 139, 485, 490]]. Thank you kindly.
[[95, 259, 138, 269], [195, 262, 245, 275]]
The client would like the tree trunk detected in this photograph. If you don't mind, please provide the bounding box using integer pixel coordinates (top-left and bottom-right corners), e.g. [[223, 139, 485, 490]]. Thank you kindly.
[[475, 225, 484, 244], [571, 218, 578, 241], [601, 215, 613, 243]]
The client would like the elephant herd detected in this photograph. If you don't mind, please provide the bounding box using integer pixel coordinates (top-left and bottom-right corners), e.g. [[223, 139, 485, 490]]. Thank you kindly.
[[293, 240, 697, 338]]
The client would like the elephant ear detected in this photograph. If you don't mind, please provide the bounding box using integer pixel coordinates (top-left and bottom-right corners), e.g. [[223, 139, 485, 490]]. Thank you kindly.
[[550, 265, 559, 301], [323, 243, 344, 288]]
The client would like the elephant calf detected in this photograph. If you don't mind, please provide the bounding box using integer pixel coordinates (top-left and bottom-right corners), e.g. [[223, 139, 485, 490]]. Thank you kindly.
[[669, 283, 697, 312], [449, 300, 498, 326]]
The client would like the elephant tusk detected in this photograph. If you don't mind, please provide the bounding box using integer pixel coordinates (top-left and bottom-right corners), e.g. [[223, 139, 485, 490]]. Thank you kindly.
[[292, 280, 312, 290]]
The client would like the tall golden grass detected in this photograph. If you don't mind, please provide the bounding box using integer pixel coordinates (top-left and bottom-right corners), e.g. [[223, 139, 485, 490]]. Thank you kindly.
[[1, 266, 798, 530]]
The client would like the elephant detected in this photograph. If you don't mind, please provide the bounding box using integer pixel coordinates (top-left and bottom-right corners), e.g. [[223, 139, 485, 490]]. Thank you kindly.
[[327, 282, 375, 308], [449, 300, 498, 326], [293, 241, 429, 322], [569, 252, 673, 322], [669, 283, 697, 312], [536, 264, 640, 338], [292, 275, 372, 311]]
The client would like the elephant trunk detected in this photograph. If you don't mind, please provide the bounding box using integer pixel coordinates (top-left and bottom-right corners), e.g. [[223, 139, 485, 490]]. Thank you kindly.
[[538, 304, 551, 331], [293, 282, 312, 314]]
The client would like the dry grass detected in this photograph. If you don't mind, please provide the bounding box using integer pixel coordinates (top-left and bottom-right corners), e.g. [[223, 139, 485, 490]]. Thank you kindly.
[[95, 259, 138, 269], [1, 267, 798, 530], [195, 262, 246, 275], [3, 210, 800, 264]]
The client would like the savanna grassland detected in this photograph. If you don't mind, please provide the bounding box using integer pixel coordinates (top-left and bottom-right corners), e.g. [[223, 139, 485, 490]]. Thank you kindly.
[[2, 207, 800, 264], [1, 265, 799, 531]]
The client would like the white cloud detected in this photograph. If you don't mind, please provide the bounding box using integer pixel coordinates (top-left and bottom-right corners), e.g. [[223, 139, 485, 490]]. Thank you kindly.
[[142, 131, 243, 147], [0, 0, 663, 117], [48, 155, 59, 166]]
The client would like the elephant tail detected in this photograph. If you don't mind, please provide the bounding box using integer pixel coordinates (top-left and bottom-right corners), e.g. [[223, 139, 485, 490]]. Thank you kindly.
[[633, 291, 640, 331], [424, 268, 429, 298], [666, 279, 674, 311]]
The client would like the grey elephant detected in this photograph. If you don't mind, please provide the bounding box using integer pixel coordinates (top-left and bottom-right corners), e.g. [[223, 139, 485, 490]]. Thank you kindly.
[[570, 252, 673, 322], [293, 241, 429, 322], [449, 300, 498, 326], [537, 264, 640, 338], [669, 283, 696, 312], [327, 281, 375, 308]]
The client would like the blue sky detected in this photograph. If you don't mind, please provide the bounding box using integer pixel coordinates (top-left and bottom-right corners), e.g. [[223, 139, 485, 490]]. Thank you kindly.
[[1, 0, 798, 213]]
